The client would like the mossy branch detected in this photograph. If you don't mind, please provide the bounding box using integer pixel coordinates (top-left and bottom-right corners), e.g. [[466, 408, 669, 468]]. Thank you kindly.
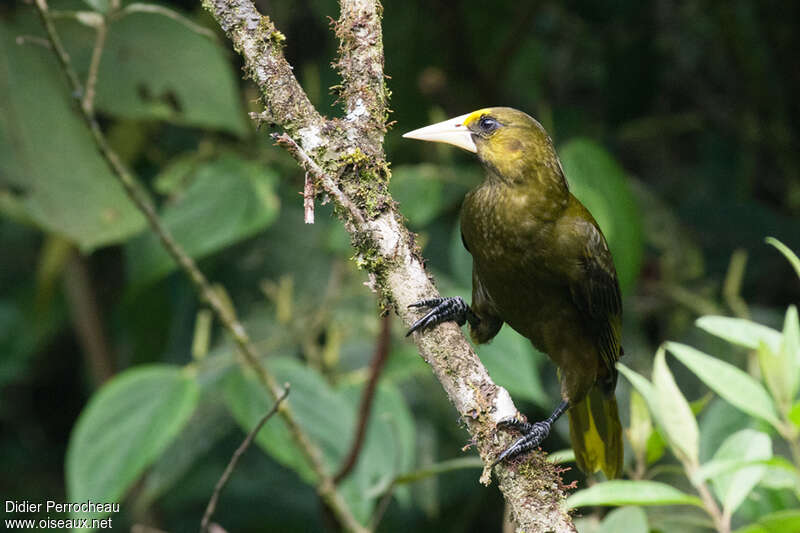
[[203, 0, 576, 530]]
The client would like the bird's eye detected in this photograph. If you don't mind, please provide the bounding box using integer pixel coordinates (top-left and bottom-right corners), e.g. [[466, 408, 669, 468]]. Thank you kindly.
[[478, 116, 500, 134]]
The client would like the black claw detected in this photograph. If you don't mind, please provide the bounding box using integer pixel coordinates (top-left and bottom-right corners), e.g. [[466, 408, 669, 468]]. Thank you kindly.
[[491, 420, 552, 468], [406, 297, 471, 337]]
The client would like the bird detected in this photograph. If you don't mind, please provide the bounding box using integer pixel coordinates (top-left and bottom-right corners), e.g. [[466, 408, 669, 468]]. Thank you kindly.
[[402, 107, 623, 478]]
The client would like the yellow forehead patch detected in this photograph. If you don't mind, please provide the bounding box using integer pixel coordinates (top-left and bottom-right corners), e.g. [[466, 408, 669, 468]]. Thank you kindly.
[[461, 108, 493, 128]]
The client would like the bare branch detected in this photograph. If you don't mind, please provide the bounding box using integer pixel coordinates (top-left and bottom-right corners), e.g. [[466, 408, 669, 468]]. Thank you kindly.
[[82, 21, 107, 114], [201, 385, 290, 533], [334, 314, 392, 483]]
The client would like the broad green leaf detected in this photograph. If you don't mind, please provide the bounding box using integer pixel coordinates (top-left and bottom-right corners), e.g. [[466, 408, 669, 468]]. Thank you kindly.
[[765, 237, 800, 279], [390, 164, 445, 227], [478, 327, 547, 407], [559, 139, 643, 293], [135, 401, 233, 510], [699, 398, 753, 463], [597, 506, 648, 533], [666, 342, 781, 427], [733, 509, 800, 533], [223, 358, 353, 484], [567, 480, 703, 508], [66, 365, 199, 526], [617, 363, 657, 411], [0, 21, 146, 250], [339, 382, 416, 521], [708, 430, 772, 515], [64, 10, 247, 134], [224, 359, 414, 525], [653, 348, 699, 465], [126, 155, 279, 287], [694, 456, 792, 483], [753, 456, 800, 491], [695, 316, 782, 353]]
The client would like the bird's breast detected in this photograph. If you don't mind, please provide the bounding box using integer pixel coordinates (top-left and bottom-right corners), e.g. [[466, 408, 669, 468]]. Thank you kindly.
[[461, 184, 573, 344]]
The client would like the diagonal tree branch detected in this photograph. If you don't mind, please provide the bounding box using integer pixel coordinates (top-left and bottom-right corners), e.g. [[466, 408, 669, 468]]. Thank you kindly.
[[204, 0, 577, 531]]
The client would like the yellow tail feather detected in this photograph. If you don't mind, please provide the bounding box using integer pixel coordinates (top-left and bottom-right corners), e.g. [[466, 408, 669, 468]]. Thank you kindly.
[[568, 387, 623, 479]]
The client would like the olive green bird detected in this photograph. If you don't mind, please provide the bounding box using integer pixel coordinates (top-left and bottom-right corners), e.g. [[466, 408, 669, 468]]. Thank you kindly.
[[404, 107, 623, 478]]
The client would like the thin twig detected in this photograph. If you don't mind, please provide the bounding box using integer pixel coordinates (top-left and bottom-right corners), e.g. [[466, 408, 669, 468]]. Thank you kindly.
[[303, 172, 315, 224], [334, 314, 391, 483], [691, 472, 730, 533], [15, 34, 52, 48], [33, 2, 366, 532], [200, 385, 290, 533], [63, 249, 115, 384], [271, 133, 365, 226], [82, 20, 107, 115]]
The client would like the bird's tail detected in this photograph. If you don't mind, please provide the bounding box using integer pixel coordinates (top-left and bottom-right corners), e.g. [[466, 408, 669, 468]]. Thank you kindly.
[[568, 386, 623, 479]]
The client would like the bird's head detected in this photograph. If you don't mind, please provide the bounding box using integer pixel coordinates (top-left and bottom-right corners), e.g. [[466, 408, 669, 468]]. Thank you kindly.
[[403, 107, 564, 187]]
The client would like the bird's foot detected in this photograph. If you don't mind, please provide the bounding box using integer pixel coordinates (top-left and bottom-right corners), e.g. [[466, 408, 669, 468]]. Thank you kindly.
[[406, 296, 472, 336], [491, 418, 553, 467]]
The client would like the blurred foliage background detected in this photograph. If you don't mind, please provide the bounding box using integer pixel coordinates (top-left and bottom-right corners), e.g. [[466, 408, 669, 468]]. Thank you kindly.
[[1, 0, 799, 532]]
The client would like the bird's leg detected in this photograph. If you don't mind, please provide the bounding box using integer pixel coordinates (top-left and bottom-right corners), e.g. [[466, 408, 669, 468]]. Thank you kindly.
[[491, 400, 570, 467], [406, 296, 479, 336]]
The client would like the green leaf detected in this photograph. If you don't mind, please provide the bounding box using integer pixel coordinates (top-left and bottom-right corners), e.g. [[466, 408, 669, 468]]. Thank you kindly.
[[478, 327, 548, 407], [390, 457, 484, 486], [558, 139, 643, 293], [733, 509, 800, 533], [666, 342, 781, 427], [68, 10, 247, 134], [765, 237, 800, 279], [390, 164, 445, 227], [548, 449, 576, 465], [789, 401, 800, 428], [339, 382, 416, 520], [224, 359, 414, 525], [758, 338, 796, 413], [653, 347, 699, 465], [617, 363, 667, 464], [82, 0, 110, 13], [627, 390, 653, 461], [618, 363, 657, 412], [66, 365, 199, 525], [567, 480, 703, 508], [0, 21, 146, 250], [646, 430, 667, 465], [695, 316, 782, 353], [597, 506, 648, 533], [707, 429, 772, 515], [780, 305, 800, 401], [223, 358, 352, 484], [126, 155, 280, 287]]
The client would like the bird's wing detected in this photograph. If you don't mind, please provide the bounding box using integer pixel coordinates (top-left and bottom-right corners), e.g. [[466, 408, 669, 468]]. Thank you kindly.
[[568, 222, 623, 377]]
